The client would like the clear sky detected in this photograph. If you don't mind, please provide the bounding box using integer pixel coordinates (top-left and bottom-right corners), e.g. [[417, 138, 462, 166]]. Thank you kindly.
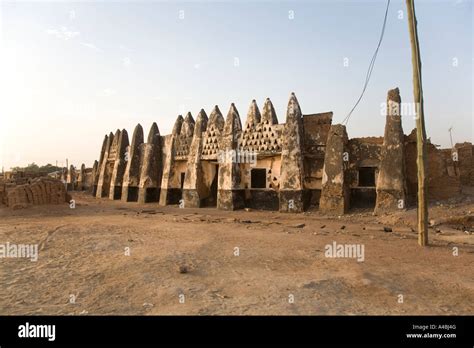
[[0, 0, 472, 170]]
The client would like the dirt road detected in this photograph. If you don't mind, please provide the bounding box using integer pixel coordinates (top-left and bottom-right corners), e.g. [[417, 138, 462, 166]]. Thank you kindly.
[[1, 192, 473, 315]]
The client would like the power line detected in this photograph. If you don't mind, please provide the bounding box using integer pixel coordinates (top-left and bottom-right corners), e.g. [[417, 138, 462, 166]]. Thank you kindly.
[[342, 0, 391, 125]]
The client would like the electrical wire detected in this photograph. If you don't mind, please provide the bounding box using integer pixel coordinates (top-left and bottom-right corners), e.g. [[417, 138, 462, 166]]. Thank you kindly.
[[342, 0, 391, 125]]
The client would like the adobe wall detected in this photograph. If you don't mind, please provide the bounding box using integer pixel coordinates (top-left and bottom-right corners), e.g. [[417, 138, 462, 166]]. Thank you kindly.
[[455, 142, 474, 186], [303, 112, 332, 206], [405, 130, 461, 203], [347, 137, 382, 209]]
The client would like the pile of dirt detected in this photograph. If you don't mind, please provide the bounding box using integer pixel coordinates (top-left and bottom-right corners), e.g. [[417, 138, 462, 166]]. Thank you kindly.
[[5, 178, 70, 209]]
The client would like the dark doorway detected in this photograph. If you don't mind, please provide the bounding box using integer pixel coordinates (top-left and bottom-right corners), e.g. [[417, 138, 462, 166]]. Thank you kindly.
[[206, 165, 219, 207], [145, 187, 159, 202], [251, 168, 267, 188], [113, 186, 122, 200], [358, 167, 376, 187], [308, 189, 321, 207], [179, 172, 185, 201], [102, 185, 110, 197], [127, 186, 139, 202], [351, 188, 376, 208]]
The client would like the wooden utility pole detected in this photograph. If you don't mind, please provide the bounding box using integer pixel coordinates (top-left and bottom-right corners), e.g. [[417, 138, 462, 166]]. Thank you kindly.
[[406, 0, 428, 246]]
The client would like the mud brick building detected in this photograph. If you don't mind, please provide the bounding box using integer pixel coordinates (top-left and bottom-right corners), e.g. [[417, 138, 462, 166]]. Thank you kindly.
[[91, 89, 474, 214], [59, 164, 94, 192]]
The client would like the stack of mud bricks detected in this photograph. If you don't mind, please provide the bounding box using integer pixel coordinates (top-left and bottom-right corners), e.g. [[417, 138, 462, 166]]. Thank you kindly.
[[0, 180, 6, 205], [6, 178, 68, 209]]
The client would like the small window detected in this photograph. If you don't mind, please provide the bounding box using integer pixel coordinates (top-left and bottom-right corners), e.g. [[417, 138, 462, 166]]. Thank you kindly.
[[251, 168, 267, 189], [180, 172, 185, 189], [358, 167, 376, 187]]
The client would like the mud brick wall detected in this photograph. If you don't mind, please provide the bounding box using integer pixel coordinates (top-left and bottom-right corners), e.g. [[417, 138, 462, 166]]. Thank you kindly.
[[303, 112, 333, 152], [347, 137, 383, 188], [0, 181, 6, 205], [320, 124, 350, 215], [303, 112, 333, 193], [455, 142, 474, 186], [6, 178, 68, 209], [405, 130, 461, 203]]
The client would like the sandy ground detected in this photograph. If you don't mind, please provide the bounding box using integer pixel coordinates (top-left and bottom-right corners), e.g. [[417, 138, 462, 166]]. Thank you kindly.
[[0, 192, 473, 315]]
